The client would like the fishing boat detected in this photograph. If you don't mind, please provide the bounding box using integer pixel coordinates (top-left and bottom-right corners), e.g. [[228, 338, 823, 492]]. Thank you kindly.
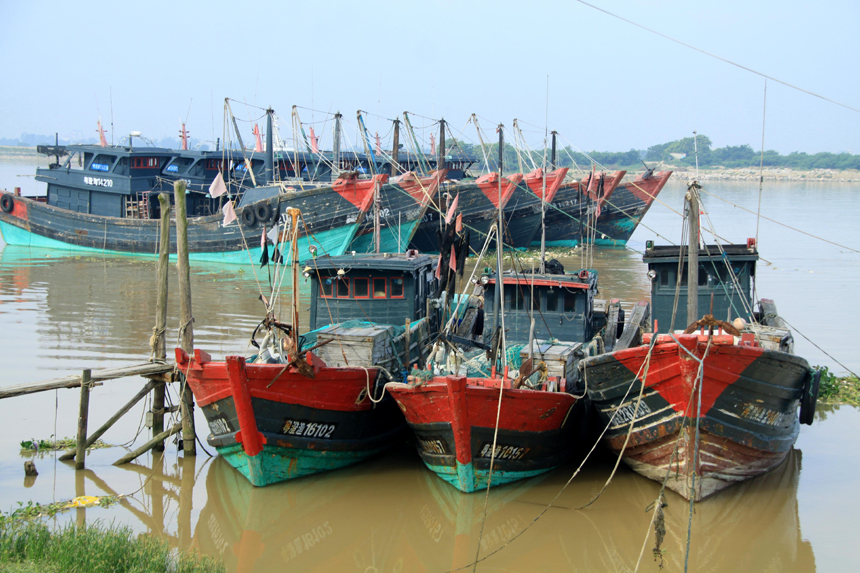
[[0, 109, 385, 264], [580, 182, 819, 501], [388, 146, 602, 492], [178, 211, 446, 486], [535, 166, 673, 247]]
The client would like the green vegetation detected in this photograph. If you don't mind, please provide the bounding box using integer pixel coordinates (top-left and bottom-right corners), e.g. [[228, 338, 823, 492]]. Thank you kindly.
[[20, 436, 110, 453], [1, 498, 119, 524], [816, 366, 860, 407], [444, 135, 860, 171], [0, 520, 223, 573]]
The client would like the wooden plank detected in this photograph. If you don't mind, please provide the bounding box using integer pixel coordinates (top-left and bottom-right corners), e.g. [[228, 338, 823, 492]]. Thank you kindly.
[[113, 423, 182, 466], [604, 299, 621, 353], [0, 362, 174, 400], [59, 378, 159, 461], [75, 370, 91, 470], [615, 301, 650, 351]]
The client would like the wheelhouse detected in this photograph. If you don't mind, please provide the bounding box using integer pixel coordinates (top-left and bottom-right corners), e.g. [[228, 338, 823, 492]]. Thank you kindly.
[[307, 252, 438, 331], [645, 242, 758, 333]]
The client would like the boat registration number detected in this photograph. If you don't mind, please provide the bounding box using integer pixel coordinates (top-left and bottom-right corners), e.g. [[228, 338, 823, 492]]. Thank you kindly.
[[283, 419, 336, 439], [418, 438, 448, 455], [478, 444, 530, 460]]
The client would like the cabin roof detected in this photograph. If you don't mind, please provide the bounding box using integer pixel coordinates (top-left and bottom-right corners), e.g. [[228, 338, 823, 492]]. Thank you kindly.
[[483, 276, 593, 289], [308, 252, 436, 273], [644, 244, 758, 264]]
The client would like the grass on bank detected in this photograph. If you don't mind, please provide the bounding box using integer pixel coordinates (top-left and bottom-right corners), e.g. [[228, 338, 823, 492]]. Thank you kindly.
[[20, 436, 110, 453], [0, 519, 223, 573], [817, 366, 860, 407]]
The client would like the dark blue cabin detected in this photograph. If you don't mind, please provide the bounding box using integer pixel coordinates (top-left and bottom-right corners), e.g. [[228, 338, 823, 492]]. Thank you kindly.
[[480, 269, 601, 345], [644, 242, 758, 333], [307, 252, 439, 331]]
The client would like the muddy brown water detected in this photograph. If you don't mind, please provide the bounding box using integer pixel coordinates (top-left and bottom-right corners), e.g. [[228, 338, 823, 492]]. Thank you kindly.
[[1, 176, 859, 571]]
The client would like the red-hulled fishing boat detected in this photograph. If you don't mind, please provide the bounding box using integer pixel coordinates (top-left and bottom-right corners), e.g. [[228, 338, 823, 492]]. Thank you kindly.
[[176, 208, 405, 487], [582, 182, 819, 501], [388, 374, 587, 493]]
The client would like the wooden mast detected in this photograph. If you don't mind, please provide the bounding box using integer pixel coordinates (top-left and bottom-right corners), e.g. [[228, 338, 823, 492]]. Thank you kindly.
[[390, 119, 400, 176], [496, 123, 507, 375], [686, 181, 700, 326]]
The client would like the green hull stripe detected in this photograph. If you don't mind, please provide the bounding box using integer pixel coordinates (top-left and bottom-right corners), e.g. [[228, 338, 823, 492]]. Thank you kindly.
[[0, 220, 358, 265]]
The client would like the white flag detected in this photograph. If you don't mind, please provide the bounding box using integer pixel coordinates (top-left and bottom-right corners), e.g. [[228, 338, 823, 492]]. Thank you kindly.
[[221, 201, 237, 227], [209, 172, 228, 198], [267, 225, 280, 248]]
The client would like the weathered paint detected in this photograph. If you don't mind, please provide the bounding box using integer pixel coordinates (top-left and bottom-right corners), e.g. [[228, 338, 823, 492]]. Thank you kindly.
[[388, 375, 583, 493], [583, 334, 811, 501], [533, 170, 672, 247], [176, 348, 404, 487]]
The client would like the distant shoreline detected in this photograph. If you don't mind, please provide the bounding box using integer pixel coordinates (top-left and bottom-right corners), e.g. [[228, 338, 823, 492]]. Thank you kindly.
[[1, 146, 858, 182]]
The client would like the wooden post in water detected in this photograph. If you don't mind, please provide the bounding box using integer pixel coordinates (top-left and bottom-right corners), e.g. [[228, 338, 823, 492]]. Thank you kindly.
[[174, 180, 196, 456], [404, 318, 412, 371], [686, 182, 700, 327], [153, 193, 171, 451], [75, 369, 91, 470]]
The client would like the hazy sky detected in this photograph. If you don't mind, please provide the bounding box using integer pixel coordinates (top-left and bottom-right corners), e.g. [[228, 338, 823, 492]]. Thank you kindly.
[[1, 0, 857, 154]]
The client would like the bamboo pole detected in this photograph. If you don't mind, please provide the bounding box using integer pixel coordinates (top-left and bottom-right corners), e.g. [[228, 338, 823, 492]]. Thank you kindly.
[[113, 424, 182, 466], [60, 379, 159, 461], [404, 318, 411, 370], [75, 370, 91, 470], [173, 180, 196, 456], [153, 193, 171, 451], [687, 182, 700, 327], [0, 362, 172, 400]]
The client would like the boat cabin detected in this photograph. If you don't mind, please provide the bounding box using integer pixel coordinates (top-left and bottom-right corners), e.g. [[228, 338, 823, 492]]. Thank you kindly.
[[480, 269, 602, 345], [35, 144, 183, 218], [307, 252, 439, 331], [644, 242, 758, 333]]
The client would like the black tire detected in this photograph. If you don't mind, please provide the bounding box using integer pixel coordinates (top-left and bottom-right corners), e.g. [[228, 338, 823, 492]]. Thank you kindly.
[[0, 194, 14, 213], [800, 369, 820, 426], [241, 208, 257, 228], [254, 203, 272, 224]]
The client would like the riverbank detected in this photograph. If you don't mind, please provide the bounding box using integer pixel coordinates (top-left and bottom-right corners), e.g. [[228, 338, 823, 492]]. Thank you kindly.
[[665, 166, 860, 182]]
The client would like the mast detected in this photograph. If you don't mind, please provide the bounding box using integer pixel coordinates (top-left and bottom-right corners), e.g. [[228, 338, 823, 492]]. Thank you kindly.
[[540, 135, 548, 274], [264, 108, 274, 184], [288, 208, 301, 354], [356, 111, 377, 176], [550, 130, 557, 170], [438, 118, 446, 172], [390, 119, 401, 175], [403, 112, 430, 175], [495, 123, 507, 375], [686, 181, 700, 327], [332, 111, 342, 176]]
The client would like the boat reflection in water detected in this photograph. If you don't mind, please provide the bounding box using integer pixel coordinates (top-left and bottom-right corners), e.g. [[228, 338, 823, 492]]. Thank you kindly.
[[187, 447, 814, 572]]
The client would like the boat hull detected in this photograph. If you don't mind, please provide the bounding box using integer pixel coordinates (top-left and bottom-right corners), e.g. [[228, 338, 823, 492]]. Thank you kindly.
[[538, 170, 672, 247], [583, 333, 812, 501], [177, 349, 404, 486], [389, 375, 584, 492], [0, 182, 372, 264]]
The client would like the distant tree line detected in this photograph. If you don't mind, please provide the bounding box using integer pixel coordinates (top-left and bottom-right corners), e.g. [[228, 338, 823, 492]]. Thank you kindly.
[[445, 135, 860, 171]]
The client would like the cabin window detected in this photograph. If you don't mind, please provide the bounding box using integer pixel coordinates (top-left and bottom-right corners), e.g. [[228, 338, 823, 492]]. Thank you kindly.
[[353, 278, 369, 299], [698, 269, 708, 286], [391, 277, 404, 298], [337, 278, 350, 298], [532, 290, 541, 311], [660, 269, 669, 286], [132, 157, 160, 168], [373, 278, 387, 298], [320, 279, 334, 298], [206, 159, 227, 170], [90, 155, 115, 172], [546, 289, 558, 312], [511, 287, 529, 311], [564, 292, 576, 313]]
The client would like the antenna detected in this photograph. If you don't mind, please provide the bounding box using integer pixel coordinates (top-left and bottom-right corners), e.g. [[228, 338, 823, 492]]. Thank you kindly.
[[110, 87, 114, 146]]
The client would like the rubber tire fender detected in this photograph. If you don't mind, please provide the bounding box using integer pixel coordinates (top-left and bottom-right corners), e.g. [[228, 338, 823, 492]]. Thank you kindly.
[[241, 207, 257, 228], [800, 368, 820, 426], [0, 194, 14, 213], [254, 202, 272, 225]]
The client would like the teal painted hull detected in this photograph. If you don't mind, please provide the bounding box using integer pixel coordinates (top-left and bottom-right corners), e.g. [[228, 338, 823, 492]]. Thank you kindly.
[[0, 219, 359, 265], [349, 220, 419, 254], [424, 460, 553, 493], [218, 442, 388, 487]]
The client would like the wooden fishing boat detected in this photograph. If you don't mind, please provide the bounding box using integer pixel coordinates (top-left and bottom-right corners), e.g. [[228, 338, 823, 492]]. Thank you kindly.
[[178, 213, 446, 486], [536, 168, 673, 247], [388, 373, 587, 492], [581, 183, 819, 501]]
